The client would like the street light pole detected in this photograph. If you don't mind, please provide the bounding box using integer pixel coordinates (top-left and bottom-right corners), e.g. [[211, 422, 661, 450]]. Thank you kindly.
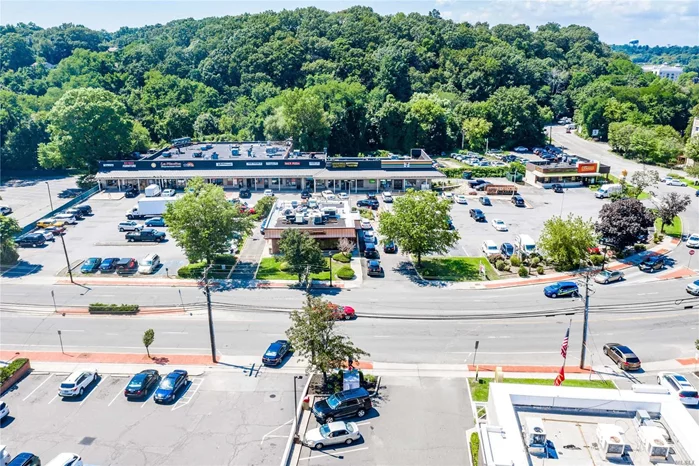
[[579, 274, 591, 370], [59, 234, 74, 284], [45, 182, 54, 211], [203, 266, 217, 363]]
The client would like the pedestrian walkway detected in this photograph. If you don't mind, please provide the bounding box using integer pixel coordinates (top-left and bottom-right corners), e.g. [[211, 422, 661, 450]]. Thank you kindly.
[[228, 227, 266, 280]]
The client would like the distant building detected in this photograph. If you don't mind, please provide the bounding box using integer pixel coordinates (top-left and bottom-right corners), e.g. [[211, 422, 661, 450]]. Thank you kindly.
[[107, 46, 119, 53], [642, 64, 683, 81], [692, 117, 699, 138]]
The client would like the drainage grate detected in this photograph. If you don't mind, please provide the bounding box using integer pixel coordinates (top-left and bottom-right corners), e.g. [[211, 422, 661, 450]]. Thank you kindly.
[[269, 394, 276, 399], [79, 437, 96, 446]]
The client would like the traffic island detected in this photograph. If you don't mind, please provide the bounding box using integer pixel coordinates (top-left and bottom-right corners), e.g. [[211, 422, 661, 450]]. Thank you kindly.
[[0, 358, 31, 395], [417, 257, 499, 281], [88, 303, 140, 315]]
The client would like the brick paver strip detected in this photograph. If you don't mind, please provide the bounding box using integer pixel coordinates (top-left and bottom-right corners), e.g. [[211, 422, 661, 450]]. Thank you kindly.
[[657, 266, 697, 280], [677, 357, 699, 365], [0, 350, 216, 366]]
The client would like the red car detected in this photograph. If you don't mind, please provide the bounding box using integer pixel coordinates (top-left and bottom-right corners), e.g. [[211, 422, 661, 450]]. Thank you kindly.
[[239, 204, 256, 215], [329, 304, 356, 320]]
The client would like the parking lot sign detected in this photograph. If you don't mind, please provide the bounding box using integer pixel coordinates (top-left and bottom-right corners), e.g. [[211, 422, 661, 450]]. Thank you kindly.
[[591, 129, 599, 136]]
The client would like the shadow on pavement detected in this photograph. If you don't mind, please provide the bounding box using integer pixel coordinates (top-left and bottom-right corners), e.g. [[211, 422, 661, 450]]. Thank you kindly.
[[0, 260, 43, 278]]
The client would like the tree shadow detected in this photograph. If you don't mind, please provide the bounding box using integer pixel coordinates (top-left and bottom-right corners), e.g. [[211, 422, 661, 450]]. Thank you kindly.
[[0, 260, 43, 278], [392, 260, 448, 288], [152, 356, 170, 365]]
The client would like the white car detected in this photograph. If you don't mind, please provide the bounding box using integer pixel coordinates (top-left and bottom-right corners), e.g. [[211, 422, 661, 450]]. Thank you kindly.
[[304, 421, 361, 449], [34, 229, 55, 242], [364, 230, 376, 243], [263, 189, 275, 197], [54, 213, 77, 224], [0, 401, 8, 420], [138, 253, 161, 274], [162, 188, 176, 197], [687, 234, 699, 248], [381, 192, 393, 203], [491, 219, 508, 231], [514, 146, 528, 153], [59, 370, 98, 397], [481, 240, 499, 256], [442, 192, 454, 202], [118, 221, 143, 232], [686, 279, 699, 296], [321, 190, 334, 199], [338, 192, 349, 200], [455, 195, 468, 204], [657, 372, 699, 406], [45, 452, 84, 466], [360, 219, 372, 230], [666, 179, 687, 187]]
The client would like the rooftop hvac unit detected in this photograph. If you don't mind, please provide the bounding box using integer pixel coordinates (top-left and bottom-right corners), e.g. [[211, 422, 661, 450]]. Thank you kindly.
[[639, 426, 670, 461], [634, 410, 652, 429], [596, 424, 627, 459], [523, 417, 547, 455]]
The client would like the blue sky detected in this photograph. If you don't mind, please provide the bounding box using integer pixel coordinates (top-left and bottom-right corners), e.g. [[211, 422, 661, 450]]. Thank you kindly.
[[2, 0, 697, 46]]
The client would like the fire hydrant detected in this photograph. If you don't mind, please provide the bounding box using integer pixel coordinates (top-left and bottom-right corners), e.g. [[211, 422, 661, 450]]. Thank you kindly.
[[302, 395, 310, 411]]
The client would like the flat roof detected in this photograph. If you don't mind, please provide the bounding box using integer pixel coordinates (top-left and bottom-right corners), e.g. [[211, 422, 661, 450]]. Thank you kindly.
[[96, 169, 322, 180], [314, 169, 445, 180], [265, 198, 358, 231], [155, 142, 294, 161]]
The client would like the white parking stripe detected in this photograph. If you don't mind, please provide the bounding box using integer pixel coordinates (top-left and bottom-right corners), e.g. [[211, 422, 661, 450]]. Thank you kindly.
[[172, 377, 204, 411], [48, 394, 59, 404], [260, 418, 292, 445], [355, 421, 371, 426], [298, 447, 369, 461], [22, 374, 52, 401], [80, 375, 107, 406], [108, 382, 129, 407]]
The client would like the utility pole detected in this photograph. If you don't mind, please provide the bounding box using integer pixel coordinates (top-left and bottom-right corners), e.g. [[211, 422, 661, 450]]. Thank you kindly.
[[203, 266, 217, 363], [59, 234, 74, 284], [329, 255, 333, 288], [579, 273, 591, 370], [45, 182, 54, 211]]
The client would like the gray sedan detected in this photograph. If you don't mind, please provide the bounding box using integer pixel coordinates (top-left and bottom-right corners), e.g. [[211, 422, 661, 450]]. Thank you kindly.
[[594, 270, 624, 284]]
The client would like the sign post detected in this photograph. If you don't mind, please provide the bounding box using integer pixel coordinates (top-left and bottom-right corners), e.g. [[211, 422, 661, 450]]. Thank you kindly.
[[689, 249, 695, 268], [473, 340, 480, 381], [57, 330, 64, 354]]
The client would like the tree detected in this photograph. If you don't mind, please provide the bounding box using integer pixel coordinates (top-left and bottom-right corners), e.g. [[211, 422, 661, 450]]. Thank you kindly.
[[41, 88, 134, 170], [0, 216, 22, 265], [378, 190, 459, 266], [627, 170, 660, 198], [278, 229, 325, 283], [537, 214, 598, 270], [253, 195, 276, 220], [461, 117, 492, 152], [142, 329, 155, 358], [595, 199, 654, 250], [286, 295, 369, 384], [337, 238, 355, 257], [629, 127, 657, 163], [130, 121, 152, 153], [0, 33, 35, 71], [193, 112, 219, 137], [685, 135, 699, 162], [657, 192, 691, 233], [163, 178, 253, 264]]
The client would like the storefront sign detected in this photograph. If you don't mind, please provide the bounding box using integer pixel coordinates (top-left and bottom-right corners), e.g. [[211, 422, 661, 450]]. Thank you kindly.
[[183, 162, 194, 168], [309, 162, 321, 166], [331, 162, 359, 168], [284, 161, 301, 166], [122, 161, 136, 168], [308, 230, 326, 236], [246, 162, 263, 166], [577, 162, 598, 174], [161, 162, 182, 168], [216, 162, 233, 167], [265, 162, 279, 166], [102, 163, 114, 167]]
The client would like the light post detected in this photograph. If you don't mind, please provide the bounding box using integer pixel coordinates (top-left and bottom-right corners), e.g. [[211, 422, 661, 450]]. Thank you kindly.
[[45, 182, 54, 211], [293, 375, 303, 414], [59, 234, 74, 284]]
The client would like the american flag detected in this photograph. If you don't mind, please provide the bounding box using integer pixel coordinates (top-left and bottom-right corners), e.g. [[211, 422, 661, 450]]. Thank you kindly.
[[554, 364, 566, 386], [560, 326, 570, 359]]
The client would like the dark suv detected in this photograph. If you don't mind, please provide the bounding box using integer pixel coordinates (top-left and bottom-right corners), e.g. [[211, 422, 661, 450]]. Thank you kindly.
[[511, 194, 525, 207], [469, 208, 486, 222], [125, 228, 166, 242], [312, 387, 372, 423], [15, 233, 46, 248], [239, 188, 252, 199], [116, 258, 138, 274], [639, 255, 665, 272], [357, 199, 379, 210]]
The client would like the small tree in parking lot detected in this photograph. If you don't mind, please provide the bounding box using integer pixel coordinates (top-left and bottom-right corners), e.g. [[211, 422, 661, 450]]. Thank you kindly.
[[0, 216, 21, 265], [657, 192, 691, 234], [279, 229, 325, 283], [143, 329, 155, 358], [538, 214, 598, 271], [254, 195, 276, 219], [337, 238, 355, 257]]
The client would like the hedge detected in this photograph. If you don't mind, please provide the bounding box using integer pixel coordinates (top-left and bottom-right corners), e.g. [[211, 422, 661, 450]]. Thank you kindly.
[[438, 163, 525, 179], [88, 303, 140, 314], [177, 254, 238, 278], [470, 432, 480, 466], [0, 358, 29, 384], [336, 265, 355, 280], [332, 252, 351, 263]]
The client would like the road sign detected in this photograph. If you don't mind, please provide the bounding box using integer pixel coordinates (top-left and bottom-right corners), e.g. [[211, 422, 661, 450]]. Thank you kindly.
[[592, 129, 599, 136], [690, 250, 695, 256]]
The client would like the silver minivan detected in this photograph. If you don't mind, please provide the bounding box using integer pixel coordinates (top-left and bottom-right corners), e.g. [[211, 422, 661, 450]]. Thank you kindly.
[[138, 253, 161, 274]]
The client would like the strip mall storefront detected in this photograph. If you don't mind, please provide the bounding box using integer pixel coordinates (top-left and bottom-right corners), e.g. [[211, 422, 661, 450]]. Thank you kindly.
[[524, 160, 611, 188]]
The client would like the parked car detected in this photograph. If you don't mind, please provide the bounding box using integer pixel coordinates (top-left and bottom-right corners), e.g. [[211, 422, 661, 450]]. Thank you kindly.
[[154, 370, 189, 404], [383, 241, 397, 253], [116, 258, 138, 275], [491, 219, 508, 231], [687, 233, 699, 248], [37, 218, 61, 228], [442, 192, 454, 202], [14, 233, 46, 248], [312, 387, 372, 423], [64, 208, 84, 220], [551, 184, 564, 193], [138, 253, 161, 274], [54, 213, 77, 224], [304, 421, 362, 449], [239, 188, 252, 199], [81, 257, 102, 273], [638, 255, 665, 272], [594, 270, 624, 284], [364, 243, 379, 259], [455, 195, 468, 204], [511, 194, 525, 207], [124, 369, 160, 399], [603, 343, 641, 371], [145, 217, 166, 227], [0, 205, 12, 216], [45, 452, 83, 466], [513, 146, 528, 153], [74, 205, 92, 216], [126, 228, 166, 242], [367, 260, 383, 277], [59, 370, 98, 397], [300, 190, 311, 199], [685, 279, 699, 296], [360, 219, 372, 230], [475, 182, 492, 191], [44, 225, 66, 236], [99, 257, 120, 272], [0, 400, 9, 420], [666, 179, 687, 187], [544, 281, 579, 298], [470, 209, 486, 222], [263, 189, 275, 197], [162, 188, 176, 197], [118, 221, 143, 232], [657, 372, 699, 406], [34, 229, 55, 242], [481, 240, 499, 256], [363, 230, 376, 244], [124, 188, 139, 198], [338, 192, 349, 200], [329, 304, 356, 320], [479, 196, 491, 206], [356, 199, 379, 210], [500, 243, 515, 258], [7, 453, 41, 466], [262, 340, 291, 366], [381, 192, 393, 203]]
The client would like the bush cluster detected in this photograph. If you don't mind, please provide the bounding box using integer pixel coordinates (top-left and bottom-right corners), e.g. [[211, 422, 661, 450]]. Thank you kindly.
[[332, 253, 351, 263], [536, 265, 545, 275], [88, 303, 139, 314], [518, 266, 529, 278], [438, 164, 525, 179], [336, 266, 355, 280], [510, 256, 522, 267], [177, 254, 238, 278], [0, 358, 29, 384], [589, 254, 605, 266]]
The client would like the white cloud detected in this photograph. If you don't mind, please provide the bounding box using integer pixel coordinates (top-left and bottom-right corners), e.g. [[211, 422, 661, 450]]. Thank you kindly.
[[436, 0, 456, 5]]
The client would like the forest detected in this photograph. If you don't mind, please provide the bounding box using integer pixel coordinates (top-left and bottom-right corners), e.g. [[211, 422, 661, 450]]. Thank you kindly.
[[1, 7, 698, 172]]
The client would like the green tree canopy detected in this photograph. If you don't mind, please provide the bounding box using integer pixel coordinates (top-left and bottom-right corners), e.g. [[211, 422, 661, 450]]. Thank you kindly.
[[595, 198, 654, 250], [657, 192, 691, 233], [537, 214, 598, 270], [278, 229, 326, 283], [0, 216, 22, 265]]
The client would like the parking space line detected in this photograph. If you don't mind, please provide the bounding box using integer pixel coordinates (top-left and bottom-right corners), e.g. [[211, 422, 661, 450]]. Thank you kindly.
[[172, 377, 204, 411], [299, 447, 369, 461], [48, 394, 59, 404], [80, 375, 107, 406], [260, 418, 292, 445], [355, 421, 371, 426], [22, 374, 52, 401], [108, 382, 129, 407]]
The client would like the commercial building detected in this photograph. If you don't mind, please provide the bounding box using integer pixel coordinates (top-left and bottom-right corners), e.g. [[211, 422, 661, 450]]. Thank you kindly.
[[95, 141, 445, 193], [642, 64, 684, 81], [478, 382, 699, 466], [524, 157, 611, 188]]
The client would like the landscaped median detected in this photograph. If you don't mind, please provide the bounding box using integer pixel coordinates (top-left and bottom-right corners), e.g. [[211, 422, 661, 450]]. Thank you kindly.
[[256, 256, 354, 281], [88, 303, 140, 315], [655, 216, 682, 238], [0, 358, 31, 394], [418, 257, 499, 281], [468, 377, 615, 402]]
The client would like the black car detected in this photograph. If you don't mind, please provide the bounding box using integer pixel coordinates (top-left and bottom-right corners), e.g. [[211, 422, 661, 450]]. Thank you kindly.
[[116, 257, 138, 274], [313, 387, 372, 423], [383, 241, 397, 253], [366, 193, 377, 200], [364, 243, 379, 259], [239, 188, 252, 199], [500, 242, 515, 257], [124, 188, 139, 198], [479, 196, 491, 206], [74, 204, 93, 216], [552, 184, 564, 193], [15, 233, 46, 248], [468, 179, 486, 189], [357, 199, 379, 210], [64, 208, 84, 220], [125, 228, 166, 242], [469, 209, 486, 222], [262, 340, 291, 366], [124, 369, 160, 399], [511, 194, 525, 207], [639, 255, 665, 272], [301, 190, 311, 199]]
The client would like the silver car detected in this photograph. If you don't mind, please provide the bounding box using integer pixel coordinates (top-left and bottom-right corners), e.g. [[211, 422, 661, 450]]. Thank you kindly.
[[304, 421, 361, 449], [54, 213, 77, 224], [594, 270, 624, 284], [118, 221, 143, 232], [34, 229, 55, 242]]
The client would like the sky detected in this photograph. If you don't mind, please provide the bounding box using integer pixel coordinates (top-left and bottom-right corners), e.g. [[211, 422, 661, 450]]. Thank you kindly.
[[1, 0, 698, 46]]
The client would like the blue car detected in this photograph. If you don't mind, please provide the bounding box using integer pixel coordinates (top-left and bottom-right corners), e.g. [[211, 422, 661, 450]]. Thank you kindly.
[[99, 257, 120, 272], [81, 257, 102, 273], [544, 281, 579, 298], [146, 217, 166, 227], [154, 370, 188, 404], [262, 340, 291, 366]]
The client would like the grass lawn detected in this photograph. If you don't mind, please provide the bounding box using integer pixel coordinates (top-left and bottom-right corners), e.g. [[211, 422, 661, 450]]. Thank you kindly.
[[256, 257, 344, 281], [655, 216, 682, 238], [637, 191, 651, 200], [418, 257, 499, 281], [469, 377, 616, 402]]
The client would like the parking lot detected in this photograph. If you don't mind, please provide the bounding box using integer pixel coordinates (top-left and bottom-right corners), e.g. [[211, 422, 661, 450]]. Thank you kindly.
[[297, 377, 472, 465], [0, 370, 296, 465], [0, 176, 81, 227]]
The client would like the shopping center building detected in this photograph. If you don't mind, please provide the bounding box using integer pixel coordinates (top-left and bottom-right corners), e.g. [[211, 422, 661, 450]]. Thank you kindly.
[[95, 141, 445, 193], [524, 157, 611, 188]]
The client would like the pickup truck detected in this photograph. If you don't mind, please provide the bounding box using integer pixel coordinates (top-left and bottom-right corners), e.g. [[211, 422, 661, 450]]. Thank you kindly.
[[125, 228, 166, 242]]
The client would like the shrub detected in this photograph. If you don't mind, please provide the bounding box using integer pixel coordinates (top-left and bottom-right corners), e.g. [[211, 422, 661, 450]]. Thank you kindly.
[[177, 261, 207, 278], [589, 254, 605, 266], [634, 243, 647, 252], [518, 266, 529, 278], [76, 174, 97, 190], [510, 255, 521, 267], [531, 256, 541, 267], [0, 358, 29, 384], [504, 264, 512, 272], [536, 265, 545, 275], [88, 303, 139, 314], [495, 260, 505, 271], [279, 261, 291, 271], [470, 432, 480, 466], [654, 232, 664, 243], [336, 265, 355, 280], [488, 254, 503, 264], [333, 252, 351, 263], [254, 195, 276, 218]]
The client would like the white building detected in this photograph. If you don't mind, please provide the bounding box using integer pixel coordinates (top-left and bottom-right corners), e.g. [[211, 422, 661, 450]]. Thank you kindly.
[[642, 64, 683, 81], [478, 382, 699, 466], [692, 116, 699, 138]]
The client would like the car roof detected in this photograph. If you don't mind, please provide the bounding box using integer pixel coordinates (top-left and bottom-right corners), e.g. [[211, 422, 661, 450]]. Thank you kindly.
[[556, 281, 577, 287], [335, 387, 369, 401], [369, 260, 380, 266], [327, 421, 348, 431], [615, 345, 635, 354], [268, 340, 287, 349]]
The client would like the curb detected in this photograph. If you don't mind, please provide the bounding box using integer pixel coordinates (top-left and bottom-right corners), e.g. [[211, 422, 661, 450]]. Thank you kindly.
[[282, 376, 313, 466], [56, 307, 186, 316]]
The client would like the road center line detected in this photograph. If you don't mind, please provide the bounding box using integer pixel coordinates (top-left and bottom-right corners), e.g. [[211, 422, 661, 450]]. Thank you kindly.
[[22, 374, 52, 401]]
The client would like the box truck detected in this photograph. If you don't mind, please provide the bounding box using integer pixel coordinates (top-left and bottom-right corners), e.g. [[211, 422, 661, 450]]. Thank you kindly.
[[595, 183, 622, 199], [144, 184, 161, 197], [126, 197, 178, 219]]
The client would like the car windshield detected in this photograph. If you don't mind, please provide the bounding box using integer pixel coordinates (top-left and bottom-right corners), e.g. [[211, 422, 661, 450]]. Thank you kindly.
[[319, 424, 331, 437], [691, 235, 699, 241], [142, 260, 152, 266], [599, 271, 611, 277], [626, 357, 640, 363], [265, 350, 278, 357], [326, 394, 340, 409], [525, 245, 536, 251], [60, 383, 75, 389], [129, 375, 146, 386], [159, 378, 174, 390]]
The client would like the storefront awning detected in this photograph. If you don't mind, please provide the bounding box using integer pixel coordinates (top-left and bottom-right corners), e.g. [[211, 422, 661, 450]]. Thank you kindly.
[[313, 169, 446, 180], [532, 172, 602, 178], [96, 169, 323, 180]]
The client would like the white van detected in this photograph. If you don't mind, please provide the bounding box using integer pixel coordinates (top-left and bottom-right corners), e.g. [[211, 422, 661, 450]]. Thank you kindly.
[[481, 240, 499, 256], [138, 253, 161, 274], [595, 183, 622, 199], [144, 184, 161, 197], [515, 234, 537, 256], [45, 452, 83, 466]]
